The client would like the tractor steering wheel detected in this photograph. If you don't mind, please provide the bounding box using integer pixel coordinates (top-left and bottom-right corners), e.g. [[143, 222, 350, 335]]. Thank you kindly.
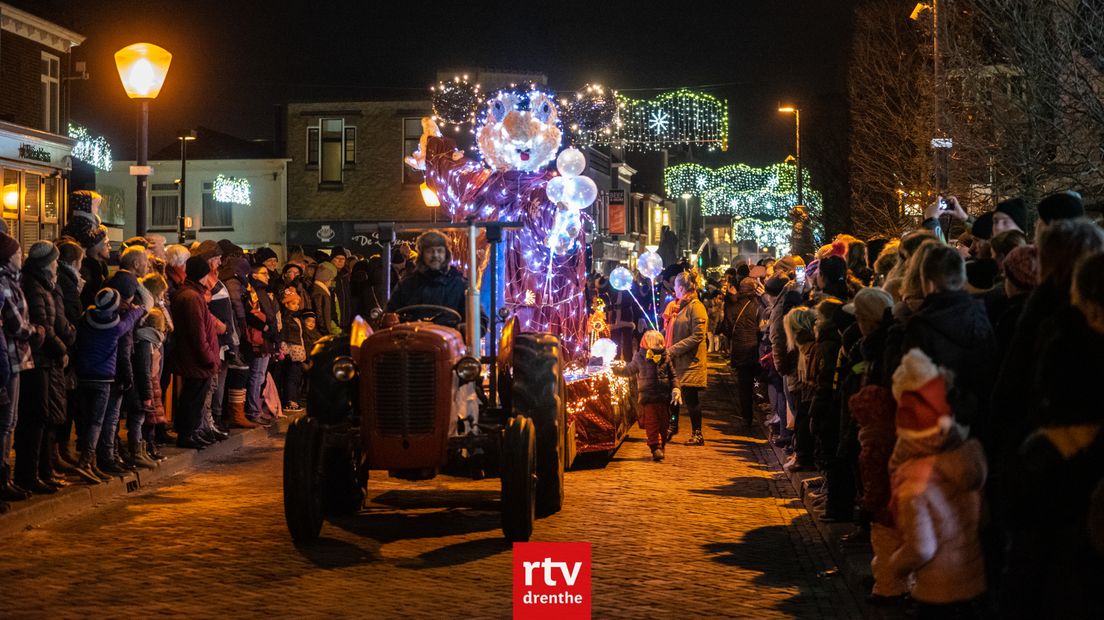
[[394, 304, 463, 329]]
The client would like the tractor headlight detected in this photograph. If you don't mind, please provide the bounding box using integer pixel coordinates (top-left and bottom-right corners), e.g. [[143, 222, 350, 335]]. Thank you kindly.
[[332, 356, 357, 382], [454, 356, 482, 383]]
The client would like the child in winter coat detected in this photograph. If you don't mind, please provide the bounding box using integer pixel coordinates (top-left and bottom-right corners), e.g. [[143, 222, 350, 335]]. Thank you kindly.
[[301, 311, 322, 355], [783, 306, 818, 472], [135, 305, 168, 462], [887, 348, 987, 617], [617, 330, 677, 461], [277, 288, 307, 411]]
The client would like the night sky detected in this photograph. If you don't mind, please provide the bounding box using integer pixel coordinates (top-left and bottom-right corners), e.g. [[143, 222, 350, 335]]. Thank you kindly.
[[18, 0, 856, 221]]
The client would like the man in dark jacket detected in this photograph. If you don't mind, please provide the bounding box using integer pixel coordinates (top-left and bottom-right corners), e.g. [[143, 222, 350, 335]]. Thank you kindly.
[[328, 246, 353, 330], [387, 231, 468, 326], [902, 245, 996, 442], [171, 256, 221, 449], [54, 238, 84, 468]]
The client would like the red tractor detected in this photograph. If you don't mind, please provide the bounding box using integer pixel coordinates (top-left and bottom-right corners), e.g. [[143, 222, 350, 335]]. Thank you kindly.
[[283, 221, 570, 543]]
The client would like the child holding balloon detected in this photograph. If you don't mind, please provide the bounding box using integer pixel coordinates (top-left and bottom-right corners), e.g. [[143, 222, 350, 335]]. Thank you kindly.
[[616, 330, 677, 461]]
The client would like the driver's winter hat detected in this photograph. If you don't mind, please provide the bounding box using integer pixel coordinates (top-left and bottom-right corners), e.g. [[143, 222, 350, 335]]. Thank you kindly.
[[416, 230, 449, 252]]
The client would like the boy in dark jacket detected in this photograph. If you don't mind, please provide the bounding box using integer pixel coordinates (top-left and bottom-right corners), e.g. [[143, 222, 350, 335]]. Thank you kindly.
[[73, 288, 145, 483], [618, 330, 678, 461]]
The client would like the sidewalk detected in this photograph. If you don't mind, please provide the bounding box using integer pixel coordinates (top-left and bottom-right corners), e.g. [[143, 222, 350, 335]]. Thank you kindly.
[[0, 418, 293, 539]]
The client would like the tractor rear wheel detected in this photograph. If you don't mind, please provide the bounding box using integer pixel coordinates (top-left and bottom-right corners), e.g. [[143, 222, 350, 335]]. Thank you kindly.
[[501, 415, 536, 542], [283, 416, 324, 542], [511, 333, 566, 517]]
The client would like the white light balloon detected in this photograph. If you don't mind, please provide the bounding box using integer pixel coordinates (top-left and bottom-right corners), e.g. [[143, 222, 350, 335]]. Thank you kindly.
[[556, 147, 587, 177], [609, 266, 634, 291], [637, 251, 664, 280], [545, 176, 567, 203], [563, 175, 598, 210], [590, 337, 618, 366]]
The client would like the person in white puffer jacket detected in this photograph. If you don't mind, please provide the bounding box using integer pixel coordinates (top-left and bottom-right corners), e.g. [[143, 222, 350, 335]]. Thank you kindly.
[[887, 348, 988, 619]]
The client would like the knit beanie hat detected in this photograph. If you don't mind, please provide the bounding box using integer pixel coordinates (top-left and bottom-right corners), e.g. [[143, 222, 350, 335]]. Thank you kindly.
[[88, 287, 121, 329], [185, 255, 211, 282], [971, 211, 995, 241], [764, 275, 787, 297], [892, 348, 952, 439], [253, 246, 278, 266], [107, 270, 139, 301], [995, 197, 1027, 231], [56, 238, 83, 264], [818, 256, 848, 289], [315, 261, 337, 284], [1002, 244, 1039, 290], [24, 240, 59, 273], [1037, 191, 1085, 224], [217, 239, 244, 259], [966, 258, 999, 290], [843, 286, 894, 322], [0, 232, 20, 265]]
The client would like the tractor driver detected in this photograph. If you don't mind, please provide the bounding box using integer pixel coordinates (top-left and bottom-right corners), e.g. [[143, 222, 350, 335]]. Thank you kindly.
[[386, 230, 469, 328]]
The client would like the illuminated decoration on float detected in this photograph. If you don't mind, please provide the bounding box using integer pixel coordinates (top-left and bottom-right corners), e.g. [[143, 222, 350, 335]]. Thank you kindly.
[[614, 89, 728, 152], [213, 174, 251, 205], [409, 84, 593, 359], [665, 162, 823, 255], [590, 338, 618, 367], [68, 124, 113, 172], [431, 75, 481, 129], [559, 83, 619, 148]]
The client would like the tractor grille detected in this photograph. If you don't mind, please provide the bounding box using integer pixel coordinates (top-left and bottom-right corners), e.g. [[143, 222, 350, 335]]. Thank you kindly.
[[374, 350, 437, 436]]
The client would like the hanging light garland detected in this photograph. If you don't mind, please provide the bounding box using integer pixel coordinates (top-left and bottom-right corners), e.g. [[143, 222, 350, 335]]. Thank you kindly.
[[68, 123, 113, 172], [213, 174, 251, 205], [612, 89, 728, 152], [666, 162, 824, 255]]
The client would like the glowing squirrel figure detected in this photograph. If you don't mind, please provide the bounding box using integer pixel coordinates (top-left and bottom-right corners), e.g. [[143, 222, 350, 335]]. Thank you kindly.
[[404, 87, 590, 359]]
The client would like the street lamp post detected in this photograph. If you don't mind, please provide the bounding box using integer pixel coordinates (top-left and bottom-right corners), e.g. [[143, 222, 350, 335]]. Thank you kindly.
[[680, 192, 693, 257], [114, 42, 172, 238], [420, 181, 440, 223], [778, 105, 802, 208], [178, 130, 196, 244]]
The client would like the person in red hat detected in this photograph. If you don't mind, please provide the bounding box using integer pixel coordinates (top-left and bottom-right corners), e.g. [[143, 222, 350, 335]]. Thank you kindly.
[[887, 348, 988, 617]]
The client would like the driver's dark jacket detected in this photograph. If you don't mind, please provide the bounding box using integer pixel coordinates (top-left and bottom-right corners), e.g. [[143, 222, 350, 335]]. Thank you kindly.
[[386, 266, 468, 320]]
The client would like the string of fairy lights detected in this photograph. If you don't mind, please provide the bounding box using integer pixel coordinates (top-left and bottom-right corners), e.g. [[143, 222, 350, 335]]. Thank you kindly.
[[665, 162, 824, 255], [68, 124, 113, 172]]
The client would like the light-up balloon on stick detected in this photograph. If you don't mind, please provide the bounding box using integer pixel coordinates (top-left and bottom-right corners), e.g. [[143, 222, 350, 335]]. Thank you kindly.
[[609, 266, 633, 291], [545, 176, 567, 203], [637, 251, 664, 279], [563, 175, 598, 210], [556, 147, 587, 177]]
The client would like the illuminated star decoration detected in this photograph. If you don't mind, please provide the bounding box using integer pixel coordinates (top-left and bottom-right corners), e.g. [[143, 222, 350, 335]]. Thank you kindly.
[[213, 174, 251, 205], [665, 162, 824, 255], [649, 110, 669, 133], [68, 124, 113, 172]]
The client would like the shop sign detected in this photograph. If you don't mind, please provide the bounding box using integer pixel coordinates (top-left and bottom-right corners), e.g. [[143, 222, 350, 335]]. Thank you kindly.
[[18, 144, 51, 163], [607, 189, 626, 235]]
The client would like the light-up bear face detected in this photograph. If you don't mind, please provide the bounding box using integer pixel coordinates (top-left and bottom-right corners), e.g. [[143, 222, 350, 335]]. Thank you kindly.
[[476, 89, 562, 172]]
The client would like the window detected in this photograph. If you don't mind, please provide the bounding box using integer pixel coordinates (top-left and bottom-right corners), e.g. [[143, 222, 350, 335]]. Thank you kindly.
[[21, 174, 41, 248], [40, 53, 60, 134], [151, 183, 179, 229], [306, 119, 355, 186], [403, 117, 423, 185], [201, 182, 233, 229], [306, 127, 319, 166], [344, 127, 356, 165]]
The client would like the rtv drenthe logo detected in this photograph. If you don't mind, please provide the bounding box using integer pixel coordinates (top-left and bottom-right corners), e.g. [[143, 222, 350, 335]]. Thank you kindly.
[[512, 542, 591, 619]]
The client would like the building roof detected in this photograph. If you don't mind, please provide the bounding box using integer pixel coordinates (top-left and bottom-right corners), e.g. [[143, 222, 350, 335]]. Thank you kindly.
[[0, 2, 84, 52], [149, 126, 279, 161]]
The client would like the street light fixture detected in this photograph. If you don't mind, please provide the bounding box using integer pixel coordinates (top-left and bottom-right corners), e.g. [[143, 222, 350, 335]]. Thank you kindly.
[[114, 42, 172, 237], [778, 105, 803, 209], [177, 130, 197, 244], [419, 181, 441, 222]]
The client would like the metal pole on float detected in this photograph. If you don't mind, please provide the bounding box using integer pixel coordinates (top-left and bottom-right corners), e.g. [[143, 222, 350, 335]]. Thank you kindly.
[[466, 219, 480, 356]]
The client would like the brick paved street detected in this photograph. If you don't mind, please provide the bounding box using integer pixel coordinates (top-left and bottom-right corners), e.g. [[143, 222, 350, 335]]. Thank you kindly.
[[0, 358, 861, 619]]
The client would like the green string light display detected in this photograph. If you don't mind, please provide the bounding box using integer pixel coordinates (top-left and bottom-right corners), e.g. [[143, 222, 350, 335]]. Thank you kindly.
[[613, 89, 728, 151], [666, 162, 823, 254]]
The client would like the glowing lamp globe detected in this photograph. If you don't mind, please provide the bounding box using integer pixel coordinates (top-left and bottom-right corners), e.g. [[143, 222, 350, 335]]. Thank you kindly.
[[114, 43, 172, 99], [609, 266, 634, 291], [638, 251, 664, 280], [590, 338, 618, 366]]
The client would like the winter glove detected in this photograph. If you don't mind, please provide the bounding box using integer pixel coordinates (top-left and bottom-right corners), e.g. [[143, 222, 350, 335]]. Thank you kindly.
[[671, 387, 683, 406]]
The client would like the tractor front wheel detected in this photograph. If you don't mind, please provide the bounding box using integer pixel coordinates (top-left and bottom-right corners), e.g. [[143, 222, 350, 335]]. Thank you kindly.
[[501, 415, 536, 542], [283, 416, 325, 542], [511, 333, 566, 517]]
